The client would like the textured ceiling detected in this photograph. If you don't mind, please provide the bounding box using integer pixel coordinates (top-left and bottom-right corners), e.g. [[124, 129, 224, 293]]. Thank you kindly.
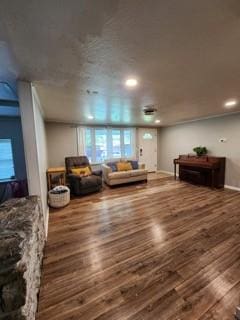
[[0, 0, 240, 126]]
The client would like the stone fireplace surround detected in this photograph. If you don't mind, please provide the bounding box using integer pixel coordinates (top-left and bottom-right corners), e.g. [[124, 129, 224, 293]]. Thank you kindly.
[[0, 196, 45, 320]]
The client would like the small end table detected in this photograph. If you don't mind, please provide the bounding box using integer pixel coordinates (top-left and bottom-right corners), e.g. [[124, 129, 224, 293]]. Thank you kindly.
[[47, 167, 66, 191]]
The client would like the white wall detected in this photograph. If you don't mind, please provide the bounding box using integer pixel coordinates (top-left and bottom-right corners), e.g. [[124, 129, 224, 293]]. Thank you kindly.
[[32, 87, 49, 231], [158, 113, 240, 189], [18, 81, 49, 235], [46, 122, 78, 167]]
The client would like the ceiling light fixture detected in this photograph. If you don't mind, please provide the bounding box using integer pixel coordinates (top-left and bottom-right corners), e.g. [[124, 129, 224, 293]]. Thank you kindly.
[[143, 105, 157, 116], [88, 115, 94, 119], [125, 78, 138, 87], [224, 99, 238, 108], [155, 119, 161, 123]]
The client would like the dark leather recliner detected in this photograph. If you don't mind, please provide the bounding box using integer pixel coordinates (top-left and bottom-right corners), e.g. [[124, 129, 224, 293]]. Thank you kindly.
[[65, 156, 102, 196]]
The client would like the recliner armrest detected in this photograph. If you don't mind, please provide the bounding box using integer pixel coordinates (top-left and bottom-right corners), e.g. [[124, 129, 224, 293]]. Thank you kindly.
[[67, 174, 82, 181], [92, 170, 102, 177]]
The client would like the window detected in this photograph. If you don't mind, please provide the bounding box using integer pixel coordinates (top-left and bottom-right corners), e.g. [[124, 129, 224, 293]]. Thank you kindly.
[[0, 139, 15, 180], [85, 128, 93, 163], [112, 129, 121, 158], [95, 128, 107, 162], [82, 127, 136, 163], [124, 129, 132, 157], [143, 132, 153, 140]]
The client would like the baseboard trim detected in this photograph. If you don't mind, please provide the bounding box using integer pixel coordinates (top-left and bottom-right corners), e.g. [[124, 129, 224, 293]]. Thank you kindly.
[[224, 185, 240, 192], [158, 171, 240, 191]]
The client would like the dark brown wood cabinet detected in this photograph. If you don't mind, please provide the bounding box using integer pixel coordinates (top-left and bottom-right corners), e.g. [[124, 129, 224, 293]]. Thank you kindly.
[[174, 155, 226, 188]]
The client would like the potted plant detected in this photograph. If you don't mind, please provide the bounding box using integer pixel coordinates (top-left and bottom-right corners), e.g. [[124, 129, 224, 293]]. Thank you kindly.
[[193, 146, 208, 157]]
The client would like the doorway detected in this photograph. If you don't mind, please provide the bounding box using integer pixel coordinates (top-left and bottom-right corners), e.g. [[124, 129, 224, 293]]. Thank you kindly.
[[138, 128, 157, 172]]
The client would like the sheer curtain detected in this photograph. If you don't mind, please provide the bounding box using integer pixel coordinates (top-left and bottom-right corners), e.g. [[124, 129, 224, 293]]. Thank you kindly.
[[77, 127, 86, 156]]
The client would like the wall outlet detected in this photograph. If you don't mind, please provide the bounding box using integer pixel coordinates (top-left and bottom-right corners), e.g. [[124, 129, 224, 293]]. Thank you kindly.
[[219, 138, 227, 143]]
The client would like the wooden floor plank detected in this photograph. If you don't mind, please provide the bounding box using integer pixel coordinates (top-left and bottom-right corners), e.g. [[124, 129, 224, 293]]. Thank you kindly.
[[37, 176, 240, 320]]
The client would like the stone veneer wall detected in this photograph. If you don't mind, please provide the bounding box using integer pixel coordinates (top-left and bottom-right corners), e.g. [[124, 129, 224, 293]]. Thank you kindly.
[[0, 196, 45, 320]]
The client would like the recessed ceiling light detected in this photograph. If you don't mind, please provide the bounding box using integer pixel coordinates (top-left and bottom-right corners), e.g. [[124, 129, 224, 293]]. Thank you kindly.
[[224, 99, 238, 108], [88, 115, 94, 119], [155, 119, 161, 123], [125, 78, 138, 87]]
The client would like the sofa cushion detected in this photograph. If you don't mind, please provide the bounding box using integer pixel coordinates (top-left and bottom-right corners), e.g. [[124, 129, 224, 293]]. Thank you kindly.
[[116, 162, 132, 171], [109, 171, 132, 179], [107, 162, 117, 172], [129, 169, 148, 177], [129, 160, 139, 170]]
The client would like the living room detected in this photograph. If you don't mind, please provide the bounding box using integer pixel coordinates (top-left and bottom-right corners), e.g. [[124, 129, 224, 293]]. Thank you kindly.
[[0, 1, 240, 320]]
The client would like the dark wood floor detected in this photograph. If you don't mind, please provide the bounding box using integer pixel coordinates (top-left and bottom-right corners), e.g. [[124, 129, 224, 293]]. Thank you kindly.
[[37, 176, 240, 320]]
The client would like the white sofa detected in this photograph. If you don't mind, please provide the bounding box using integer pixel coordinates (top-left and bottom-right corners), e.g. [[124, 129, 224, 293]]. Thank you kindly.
[[102, 162, 148, 186]]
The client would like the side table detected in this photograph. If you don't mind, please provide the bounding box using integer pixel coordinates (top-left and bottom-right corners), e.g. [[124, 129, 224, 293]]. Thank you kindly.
[[47, 167, 66, 191]]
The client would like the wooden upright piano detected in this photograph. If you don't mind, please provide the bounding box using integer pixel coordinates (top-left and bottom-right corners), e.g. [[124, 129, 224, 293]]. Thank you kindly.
[[173, 155, 226, 188]]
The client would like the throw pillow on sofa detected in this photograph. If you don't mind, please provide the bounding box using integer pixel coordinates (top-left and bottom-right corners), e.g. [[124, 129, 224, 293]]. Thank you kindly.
[[107, 162, 117, 172], [116, 162, 132, 171], [129, 160, 139, 170]]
